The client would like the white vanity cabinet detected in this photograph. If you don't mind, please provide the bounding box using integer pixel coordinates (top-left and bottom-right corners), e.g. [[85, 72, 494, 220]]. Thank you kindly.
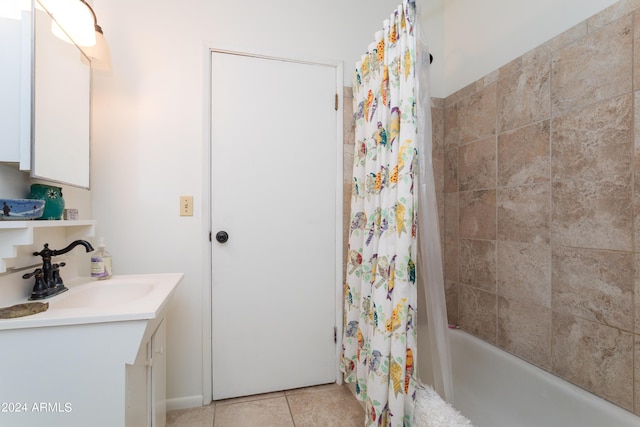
[[0, 273, 182, 427], [126, 318, 167, 427]]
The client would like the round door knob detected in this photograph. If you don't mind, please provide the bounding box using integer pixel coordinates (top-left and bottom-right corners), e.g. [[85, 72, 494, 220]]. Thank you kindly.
[[215, 231, 229, 243]]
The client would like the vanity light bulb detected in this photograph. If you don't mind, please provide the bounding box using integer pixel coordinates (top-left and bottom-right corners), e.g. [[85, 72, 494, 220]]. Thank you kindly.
[[41, 0, 96, 46]]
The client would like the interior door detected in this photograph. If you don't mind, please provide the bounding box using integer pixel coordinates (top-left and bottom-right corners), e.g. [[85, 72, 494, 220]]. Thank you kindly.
[[211, 51, 338, 400]]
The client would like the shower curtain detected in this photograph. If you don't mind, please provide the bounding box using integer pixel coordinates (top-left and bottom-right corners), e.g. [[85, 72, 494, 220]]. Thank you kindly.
[[341, 1, 452, 426]]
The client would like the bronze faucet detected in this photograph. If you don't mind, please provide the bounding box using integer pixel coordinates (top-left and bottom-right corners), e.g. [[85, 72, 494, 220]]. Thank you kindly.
[[23, 240, 94, 300]]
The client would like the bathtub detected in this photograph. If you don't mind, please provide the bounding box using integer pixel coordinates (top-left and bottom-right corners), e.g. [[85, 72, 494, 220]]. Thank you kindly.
[[438, 329, 640, 427]]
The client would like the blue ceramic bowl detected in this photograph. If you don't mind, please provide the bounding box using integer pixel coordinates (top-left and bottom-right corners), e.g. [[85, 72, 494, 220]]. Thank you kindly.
[[0, 199, 46, 220]]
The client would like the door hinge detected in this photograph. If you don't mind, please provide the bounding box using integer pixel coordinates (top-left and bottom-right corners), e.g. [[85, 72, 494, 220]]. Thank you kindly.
[[334, 326, 337, 343], [334, 93, 338, 111], [209, 231, 212, 242]]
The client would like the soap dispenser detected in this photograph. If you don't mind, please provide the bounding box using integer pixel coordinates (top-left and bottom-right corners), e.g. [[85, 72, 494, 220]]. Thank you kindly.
[[91, 238, 113, 280]]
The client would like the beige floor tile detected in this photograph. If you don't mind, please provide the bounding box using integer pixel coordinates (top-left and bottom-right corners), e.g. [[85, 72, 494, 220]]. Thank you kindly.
[[167, 404, 215, 427], [213, 396, 294, 427], [284, 382, 343, 396], [214, 391, 285, 406], [287, 385, 365, 427]]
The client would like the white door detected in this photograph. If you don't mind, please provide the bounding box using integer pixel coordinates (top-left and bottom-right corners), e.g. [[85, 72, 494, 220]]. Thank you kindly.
[[211, 51, 339, 400]]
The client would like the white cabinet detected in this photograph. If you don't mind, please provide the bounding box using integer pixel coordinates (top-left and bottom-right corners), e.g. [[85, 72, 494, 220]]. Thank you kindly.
[[0, 273, 182, 427], [126, 319, 167, 427], [0, 8, 31, 170]]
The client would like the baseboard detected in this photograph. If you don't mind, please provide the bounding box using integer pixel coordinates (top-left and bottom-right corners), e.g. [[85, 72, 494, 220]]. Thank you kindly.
[[166, 395, 205, 412]]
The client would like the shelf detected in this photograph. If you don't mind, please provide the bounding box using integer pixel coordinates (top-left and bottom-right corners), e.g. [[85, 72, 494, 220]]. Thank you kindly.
[[0, 219, 96, 229], [0, 220, 96, 273]]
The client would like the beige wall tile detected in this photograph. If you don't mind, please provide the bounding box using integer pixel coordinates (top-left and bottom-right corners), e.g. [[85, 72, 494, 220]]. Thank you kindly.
[[634, 174, 640, 254], [498, 56, 522, 80], [458, 84, 497, 145], [497, 58, 550, 132], [552, 312, 633, 411], [437, 192, 445, 248], [497, 241, 551, 307], [444, 238, 459, 283], [443, 3, 640, 415], [551, 94, 633, 180], [634, 92, 640, 169], [431, 97, 445, 109], [589, 0, 640, 32], [497, 183, 550, 244], [634, 254, 640, 333], [458, 137, 496, 191], [552, 246, 633, 331], [432, 146, 445, 197], [551, 174, 633, 251], [444, 193, 459, 240], [635, 335, 640, 415], [343, 144, 354, 183], [444, 102, 459, 149], [459, 189, 496, 239], [446, 82, 476, 107], [432, 104, 445, 195], [444, 147, 458, 193], [445, 280, 459, 325], [459, 239, 496, 292], [343, 95, 355, 147], [343, 182, 352, 282], [498, 120, 550, 187], [497, 296, 552, 370], [432, 106, 445, 152], [459, 284, 497, 344], [634, 11, 640, 90], [551, 16, 632, 116]]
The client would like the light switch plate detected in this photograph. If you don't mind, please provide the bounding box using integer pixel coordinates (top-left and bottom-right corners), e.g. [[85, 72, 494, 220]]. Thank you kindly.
[[180, 196, 193, 216]]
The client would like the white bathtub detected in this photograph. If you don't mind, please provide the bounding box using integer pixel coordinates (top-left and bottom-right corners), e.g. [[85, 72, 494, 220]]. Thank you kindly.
[[445, 329, 640, 427]]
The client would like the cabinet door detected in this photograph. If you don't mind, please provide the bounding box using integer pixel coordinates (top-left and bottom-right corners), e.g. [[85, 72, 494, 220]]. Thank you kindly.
[[126, 340, 150, 427], [151, 319, 167, 427]]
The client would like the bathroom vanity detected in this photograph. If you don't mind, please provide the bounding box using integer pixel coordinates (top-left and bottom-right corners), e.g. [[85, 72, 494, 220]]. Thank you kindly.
[[0, 273, 182, 427]]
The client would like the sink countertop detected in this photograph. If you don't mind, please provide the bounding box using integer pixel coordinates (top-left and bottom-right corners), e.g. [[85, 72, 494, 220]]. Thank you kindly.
[[0, 273, 183, 330]]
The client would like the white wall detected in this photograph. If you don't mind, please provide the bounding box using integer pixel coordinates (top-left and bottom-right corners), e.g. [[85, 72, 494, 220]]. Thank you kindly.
[[444, 0, 619, 95], [91, 0, 405, 407], [86, 0, 625, 408]]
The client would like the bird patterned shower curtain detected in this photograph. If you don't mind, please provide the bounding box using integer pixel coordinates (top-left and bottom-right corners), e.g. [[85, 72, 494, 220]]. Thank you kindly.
[[341, 1, 419, 426]]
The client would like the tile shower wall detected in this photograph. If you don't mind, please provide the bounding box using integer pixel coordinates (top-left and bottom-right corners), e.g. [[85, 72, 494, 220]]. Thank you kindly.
[[441, 0, 640, 414]]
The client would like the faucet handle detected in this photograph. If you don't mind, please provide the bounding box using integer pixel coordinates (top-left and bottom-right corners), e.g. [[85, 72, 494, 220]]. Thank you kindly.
[[22, 268, 43, 280], [52, 262, 66, 286], [23, 268, 47, 295]]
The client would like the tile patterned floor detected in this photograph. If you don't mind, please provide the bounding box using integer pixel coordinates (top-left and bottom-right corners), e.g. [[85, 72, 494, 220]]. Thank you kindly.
[[167, 383, 364, 427]]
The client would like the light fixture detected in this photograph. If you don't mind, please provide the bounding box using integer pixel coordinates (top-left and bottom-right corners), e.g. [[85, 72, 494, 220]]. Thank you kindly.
[[40, 0, 96, 47], [79, 3, 111, 70]]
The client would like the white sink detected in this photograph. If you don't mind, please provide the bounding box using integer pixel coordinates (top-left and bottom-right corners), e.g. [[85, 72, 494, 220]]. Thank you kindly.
[[53, 279, 155, 309], [0, 273, 183, 330]]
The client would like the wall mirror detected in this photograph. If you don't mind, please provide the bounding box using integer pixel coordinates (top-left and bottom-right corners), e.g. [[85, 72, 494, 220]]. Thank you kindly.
[[0, 0, 91, 189]]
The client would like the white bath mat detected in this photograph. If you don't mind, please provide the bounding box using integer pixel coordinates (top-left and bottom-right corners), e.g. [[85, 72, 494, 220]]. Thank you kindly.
[[414, 384, 475, 427]]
